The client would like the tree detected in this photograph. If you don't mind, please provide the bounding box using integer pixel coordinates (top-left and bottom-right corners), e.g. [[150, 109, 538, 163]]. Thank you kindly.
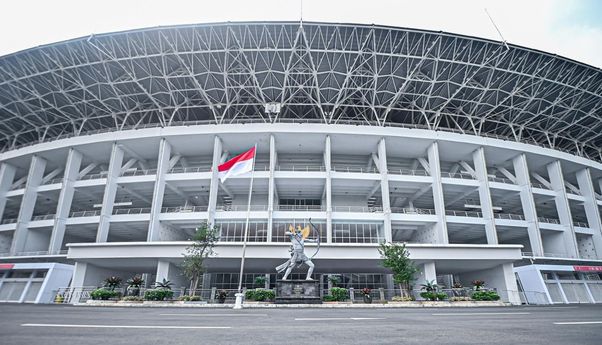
[[181, 223, 219, 296], [378, 242, 417, 298]]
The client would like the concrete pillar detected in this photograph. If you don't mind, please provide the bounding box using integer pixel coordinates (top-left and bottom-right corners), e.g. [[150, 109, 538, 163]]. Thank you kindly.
[[96, 143, 124, 242], [156, 260, 187, 289], [324, 135, 332, 243], [11, 155, 46, 255], [415, 261, 437, 294], [547, 161, 579, 258], [513, 154, 544, 256], [148, 139, 171, 241], [576, 168, 602, 259], [460, 263, 521, 305], [48, 149, 82, 254], [427, 142, 448, 243], [378, 138, 392, 242], [267, 135, 276, 242], [473, 147, 497, 244], [0, 163, 16, 221], [207, 136, 222, 227]]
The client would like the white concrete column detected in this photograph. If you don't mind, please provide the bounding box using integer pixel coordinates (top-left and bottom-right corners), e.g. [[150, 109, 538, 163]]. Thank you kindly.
[[547, 160, 579, 258], [267, 134, 276, 242], [96, 143, 124, 242], [513, 154, 544, 256], [148, 139, 171, 241], [207, 136, 222, 227], [324, 135, 332, 243], [0, 163, 16, 221], [576, 168, 602, 258], [415, 261, 437, 287], [11, 155, 46, 255], [156, 260, 187, 288], [427, 142, 448, 244], [378, 138, 392, 242], [473, 147, 497, 244], [48, 148, 82, 254]]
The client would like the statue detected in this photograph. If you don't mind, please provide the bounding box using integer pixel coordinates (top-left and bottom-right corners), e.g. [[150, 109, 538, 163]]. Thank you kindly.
[[276, 225, 317, 280]]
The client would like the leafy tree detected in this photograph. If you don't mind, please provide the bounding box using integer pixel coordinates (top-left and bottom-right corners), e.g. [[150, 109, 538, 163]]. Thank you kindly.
[[378, 242, 417, 298], [181, 223, 219, 296]]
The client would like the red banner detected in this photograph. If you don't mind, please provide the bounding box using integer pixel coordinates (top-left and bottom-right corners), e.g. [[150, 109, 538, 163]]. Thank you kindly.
[[0, 264, 14, 270], [573, 265, 602, 272]]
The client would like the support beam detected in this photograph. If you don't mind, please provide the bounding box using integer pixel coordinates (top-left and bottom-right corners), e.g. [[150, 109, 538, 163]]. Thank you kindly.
[[378, 138, 392, 242], [11, 155, 46, 254], [325, 136, 333, 243], [41, 168, 63, 184], [48, 149, 82, 254], [427, 142, 448, 244], [0, 163, 16, 222], [497, 167, 517, 184], [473, 147, 497, 244], [118, 145, 148, 170], [576, 168, 602, 258], [96, 143, 124, 242], [267, 135, 276, 242], [547, 160, 579, 258], [148, 139, 171, 241], [417, 157, 430, 174], [532, 173, 552, 189], [513, 154, 544, 255], [119, 158, 138, 174], [459, 160, 476, 177], [77, 163, 97, 179], [371, 153, 380, 172], [207, 136, 222, 227]]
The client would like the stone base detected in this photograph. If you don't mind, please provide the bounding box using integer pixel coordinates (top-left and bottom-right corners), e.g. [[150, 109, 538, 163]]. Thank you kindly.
[[275, 279, 322, 304]]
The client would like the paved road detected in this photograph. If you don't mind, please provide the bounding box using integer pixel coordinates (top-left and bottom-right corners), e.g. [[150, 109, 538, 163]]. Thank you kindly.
[[1, 304, 601, 345]]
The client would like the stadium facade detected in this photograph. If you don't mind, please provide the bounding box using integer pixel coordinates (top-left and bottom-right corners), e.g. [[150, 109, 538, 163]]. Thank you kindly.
[[0, 22, 601, 305]]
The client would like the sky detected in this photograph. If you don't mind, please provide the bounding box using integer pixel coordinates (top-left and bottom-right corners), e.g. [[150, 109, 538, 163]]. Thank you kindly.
[[1, 0, 601, 68]]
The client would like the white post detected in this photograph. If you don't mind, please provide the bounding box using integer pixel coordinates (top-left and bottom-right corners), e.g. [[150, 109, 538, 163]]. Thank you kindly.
[[267, 135, 276, 242], [96, 143, 124, 242], [208, 136, 222, 227], [513, 154, 544, 256], [234, 144, 257, 309], [473, 147, 497, 244], [148, 138, 171, 241], [0, 163, 16, 222], [378, 138, 392, 242], [547, 160, 579, 258], [428, 142, 448, 244], [324, 136, 332, 243]]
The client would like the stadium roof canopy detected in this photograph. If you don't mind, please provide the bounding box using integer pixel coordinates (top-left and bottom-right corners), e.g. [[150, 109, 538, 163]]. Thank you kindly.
[[0, 21, 601, 161]]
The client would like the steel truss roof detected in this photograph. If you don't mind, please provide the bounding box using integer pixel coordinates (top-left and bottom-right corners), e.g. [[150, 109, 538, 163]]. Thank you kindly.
[[0, 22, 601, 161]]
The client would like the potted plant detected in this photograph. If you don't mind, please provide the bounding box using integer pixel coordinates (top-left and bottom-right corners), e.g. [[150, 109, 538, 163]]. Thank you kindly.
[[472, 280, 485, 291], [103, 276, 122, 291], [155, 278, 173, 290], [126, 275, 144, 296], [361, 288, 372, 304], [216, 290, 228, 303]]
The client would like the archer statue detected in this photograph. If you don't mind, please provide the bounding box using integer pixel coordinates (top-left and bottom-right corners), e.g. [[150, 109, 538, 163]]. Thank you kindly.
[[276, 222, 320, 280]]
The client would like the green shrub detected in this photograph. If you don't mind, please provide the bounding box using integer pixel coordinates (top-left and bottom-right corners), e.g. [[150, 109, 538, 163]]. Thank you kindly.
[[420, 291, 436, 301], [144, 289, 174, 301], [323, 295, 337, 302], [178, 295, 202, 301], [121, 296, 143, 302], [330, 287, 348, 301], [245, 289, 275, 301], [471, 290, 500, 301], [436, 292, 448, 300], [90, 288, 120, 300]]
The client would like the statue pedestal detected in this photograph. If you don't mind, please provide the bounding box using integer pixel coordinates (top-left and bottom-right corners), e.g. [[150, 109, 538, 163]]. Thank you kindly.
[[275, 279, 322, 304]]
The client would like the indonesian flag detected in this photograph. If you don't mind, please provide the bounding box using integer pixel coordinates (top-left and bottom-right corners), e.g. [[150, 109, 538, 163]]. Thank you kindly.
[[217, 146, 256, 183]]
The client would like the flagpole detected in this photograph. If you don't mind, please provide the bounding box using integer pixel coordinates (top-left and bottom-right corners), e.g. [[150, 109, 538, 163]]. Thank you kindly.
[[234, 143, 257, 309]]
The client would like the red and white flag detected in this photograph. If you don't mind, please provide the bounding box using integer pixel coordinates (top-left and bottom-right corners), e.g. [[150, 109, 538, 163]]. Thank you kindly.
[[217, 146, 256, 183]]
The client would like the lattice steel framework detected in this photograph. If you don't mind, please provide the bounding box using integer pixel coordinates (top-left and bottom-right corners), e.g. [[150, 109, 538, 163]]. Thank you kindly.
[[0, 22, 601, 161]]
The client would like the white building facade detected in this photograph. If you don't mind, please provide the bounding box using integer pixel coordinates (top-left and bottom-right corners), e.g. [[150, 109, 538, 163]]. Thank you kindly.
[[0, 22, 601, 304]]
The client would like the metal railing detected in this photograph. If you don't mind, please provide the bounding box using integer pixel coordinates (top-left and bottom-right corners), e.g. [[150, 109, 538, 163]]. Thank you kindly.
[[573, 221, 589, 228], [441, 172, 475, 180], [1, 218, 17, 224], [31, 214, 55, 221], [332, 206, 383, 212], [43, 177, 63, 185], [530, 182, 549, 189], [390, 207, 435, 215], [216, 205, 268, 211], [488, 176, 514, 184], [69, 210, 102, 217], [112, 207, 151, 215], [387, 169, 429, 176], [121, 169, 157, 177], [276, 165, 324, 172], [168, 166, 211, 174], [538, 216, 561, 224], [494, 213, 525, 220], [331, 166, 378, 174], [161, 206, 207, 213], [445, 210, 483, 217], [277, 205, 325, 211], [78, 173, 107, 181]]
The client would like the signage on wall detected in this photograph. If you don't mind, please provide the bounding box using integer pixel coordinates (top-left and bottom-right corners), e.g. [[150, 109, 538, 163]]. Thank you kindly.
[[573, 265, 602, 272], [0, 263, 14, 270]]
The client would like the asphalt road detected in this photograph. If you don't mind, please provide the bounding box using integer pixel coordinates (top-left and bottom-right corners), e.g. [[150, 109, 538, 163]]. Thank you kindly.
[[1, 304, 601, 345]]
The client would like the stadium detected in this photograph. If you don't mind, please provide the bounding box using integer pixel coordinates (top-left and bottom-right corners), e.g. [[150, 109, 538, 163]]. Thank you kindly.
[[0, 21, 601, 305]]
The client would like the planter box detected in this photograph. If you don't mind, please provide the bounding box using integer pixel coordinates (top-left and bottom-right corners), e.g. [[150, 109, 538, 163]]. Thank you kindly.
[[143, 300, 175, 305], [117, 300, 143, 304], [176, 301, 208, 305], [86, 300, 118, 305]]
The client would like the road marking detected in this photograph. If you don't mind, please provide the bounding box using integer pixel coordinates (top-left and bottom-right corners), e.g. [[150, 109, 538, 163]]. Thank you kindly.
[[294, 317, 385, 321], [522, 306, 579, 309], [160, 313, 268, 317], [432, 312, 531, 316], [553, 321, 602, 325], [21, 323, 230, 329]]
